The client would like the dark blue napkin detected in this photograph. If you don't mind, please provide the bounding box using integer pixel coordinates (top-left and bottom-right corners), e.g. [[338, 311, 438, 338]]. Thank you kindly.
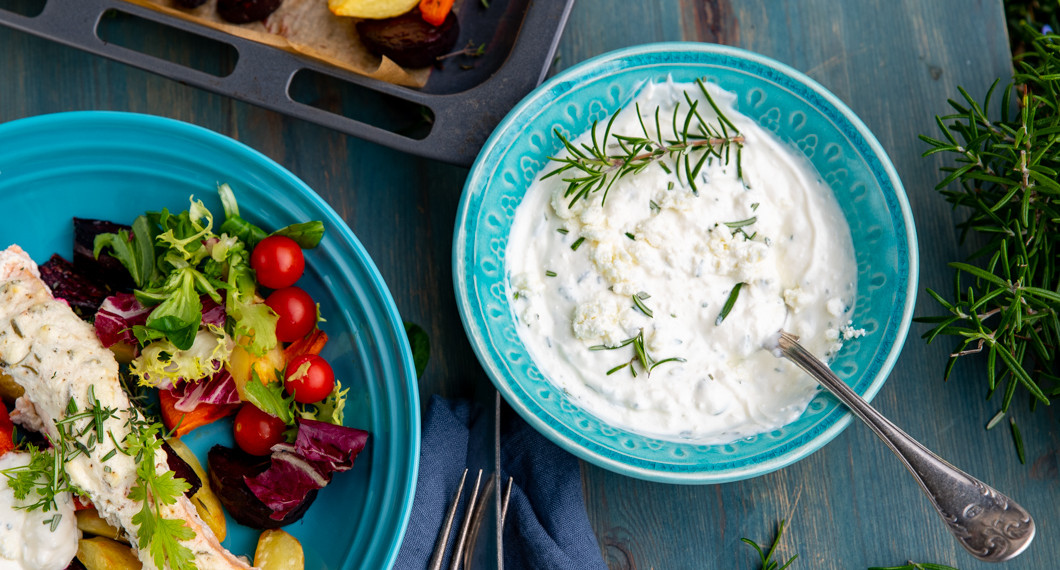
[[395, 395, 607, 570]]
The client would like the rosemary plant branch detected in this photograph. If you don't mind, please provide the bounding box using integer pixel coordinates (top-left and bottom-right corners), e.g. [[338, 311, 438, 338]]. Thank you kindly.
[[917, 25, 1060, 458]]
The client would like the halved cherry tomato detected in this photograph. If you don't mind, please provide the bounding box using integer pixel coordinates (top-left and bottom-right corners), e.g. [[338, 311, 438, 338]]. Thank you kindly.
[[284, 354, 335, 404], [0, 404, 14, 457], [233, 404, 287, 456], [265, 286, 317, 343], [252, 235, 305, 290]]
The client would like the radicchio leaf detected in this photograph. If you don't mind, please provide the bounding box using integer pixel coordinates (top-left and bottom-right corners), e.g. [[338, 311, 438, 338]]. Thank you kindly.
[[169, 369, 241, 413], [243, 419, 369, 519], [94, 293, 151, 348]]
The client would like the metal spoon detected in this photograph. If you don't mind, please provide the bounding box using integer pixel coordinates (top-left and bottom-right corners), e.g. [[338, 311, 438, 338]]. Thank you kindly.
[[776, 331, 1035, 562]]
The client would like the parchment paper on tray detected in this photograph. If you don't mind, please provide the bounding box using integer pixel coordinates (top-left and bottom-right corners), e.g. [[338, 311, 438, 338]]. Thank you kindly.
[[124, 0, 432, 87]]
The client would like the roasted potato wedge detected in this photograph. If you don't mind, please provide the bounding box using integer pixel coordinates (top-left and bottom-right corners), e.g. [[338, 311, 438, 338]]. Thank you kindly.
[[328, 0, 419, 19], [167, 437, 227, 542], [77, 537, 142, 570], [75, 508, 123, 542], [254, 529, 304, 570], [0, 372, 23, 403]]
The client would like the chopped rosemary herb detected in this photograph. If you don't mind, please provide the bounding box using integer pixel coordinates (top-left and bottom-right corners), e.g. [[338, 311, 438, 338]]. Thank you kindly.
[[724, 217, 757, 230], [625, 232, 635, 240], [632, 294, 654, 317], [716, 283, 745, 325], [556, 228, 569, 235], [650, 200, 661, 211], [545, 270, 557, 277], [571, 237, 585, 251]]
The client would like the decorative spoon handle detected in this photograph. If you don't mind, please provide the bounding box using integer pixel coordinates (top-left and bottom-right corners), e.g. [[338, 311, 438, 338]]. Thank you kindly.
[[777, 332, 1035, 562]]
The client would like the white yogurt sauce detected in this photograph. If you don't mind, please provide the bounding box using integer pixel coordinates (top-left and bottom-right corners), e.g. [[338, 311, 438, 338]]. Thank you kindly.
[[0, 451, 80, 570], [506, 79, 858, 443]]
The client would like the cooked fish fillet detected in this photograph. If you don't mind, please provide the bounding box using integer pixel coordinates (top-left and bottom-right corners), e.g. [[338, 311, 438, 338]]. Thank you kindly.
[[0, 245, 255, 570]]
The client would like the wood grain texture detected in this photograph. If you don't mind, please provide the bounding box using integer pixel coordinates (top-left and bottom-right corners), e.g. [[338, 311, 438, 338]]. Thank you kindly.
[[0, 0, 1053, 569]]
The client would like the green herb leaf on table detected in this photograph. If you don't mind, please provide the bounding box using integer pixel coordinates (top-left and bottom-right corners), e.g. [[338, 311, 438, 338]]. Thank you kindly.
[[741, 519, 797, 570], [917, 25, 1060, 456]]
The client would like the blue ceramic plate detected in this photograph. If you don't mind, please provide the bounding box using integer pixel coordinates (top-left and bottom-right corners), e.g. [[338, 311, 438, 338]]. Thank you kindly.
[[0, 112, 419, 567], [454, 43, 918, 483]]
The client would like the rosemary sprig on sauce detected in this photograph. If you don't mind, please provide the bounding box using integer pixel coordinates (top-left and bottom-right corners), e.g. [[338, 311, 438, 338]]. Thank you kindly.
[[543, 78, 744, 207], [591, 329, 684, 377], [917, 26, 1060, 456]]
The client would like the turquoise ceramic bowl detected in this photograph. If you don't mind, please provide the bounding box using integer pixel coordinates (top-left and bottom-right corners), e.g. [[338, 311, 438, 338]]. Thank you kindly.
[[454, 43, 918, 483], [0, 112, 419, 567]]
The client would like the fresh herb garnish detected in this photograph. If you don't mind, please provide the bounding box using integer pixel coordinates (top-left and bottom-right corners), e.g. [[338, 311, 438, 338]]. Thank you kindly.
[[543, 78, 744, 207], [917, 27, 1060, 454], [571, 237, 586, 251], [716, 283, 745, 325], [741, 519, 797, 570], [545, 270, 557, 277], [123, 417, 197, 570], [632, 293, 654, 317], [593, 329, 684, 377], [724, 217, 757, 229]]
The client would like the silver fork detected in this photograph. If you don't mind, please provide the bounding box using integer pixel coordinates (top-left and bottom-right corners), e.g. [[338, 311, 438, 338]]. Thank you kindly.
[[428, 468, 515, 570]]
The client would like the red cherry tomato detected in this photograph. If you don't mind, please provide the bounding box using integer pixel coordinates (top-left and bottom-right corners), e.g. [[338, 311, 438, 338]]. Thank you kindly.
[[251, 235, 305, 290], [284, 354, 335, 404], [265, 286, 317, 342], [232, 404, 287, 456]]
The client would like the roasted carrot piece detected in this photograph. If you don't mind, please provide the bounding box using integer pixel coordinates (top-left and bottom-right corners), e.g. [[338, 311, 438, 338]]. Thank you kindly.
[[283, 329, 329, 362], [158, 389, 239, 438], [0, 404, 14, 456], [419, 0, 454, 27]]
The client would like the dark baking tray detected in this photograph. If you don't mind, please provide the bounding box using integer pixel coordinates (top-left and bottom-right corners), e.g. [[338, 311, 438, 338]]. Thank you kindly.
[[0, 0, 574, 165]]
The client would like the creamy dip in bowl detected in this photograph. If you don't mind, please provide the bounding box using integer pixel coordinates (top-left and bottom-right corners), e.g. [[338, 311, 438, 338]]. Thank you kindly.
[[506, 79, 859, 444], [454, 43, 917, 483]]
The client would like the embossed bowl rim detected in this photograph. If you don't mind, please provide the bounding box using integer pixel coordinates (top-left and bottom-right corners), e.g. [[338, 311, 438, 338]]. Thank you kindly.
[[453, 42, 918, 483]]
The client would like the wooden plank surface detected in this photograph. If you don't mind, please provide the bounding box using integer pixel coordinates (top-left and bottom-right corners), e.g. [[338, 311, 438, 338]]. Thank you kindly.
[[0, 0, 1050, 568]]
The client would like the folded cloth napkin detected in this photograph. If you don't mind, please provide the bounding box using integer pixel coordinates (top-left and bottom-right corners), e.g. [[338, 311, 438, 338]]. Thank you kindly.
[[395, 395, 607, 570]]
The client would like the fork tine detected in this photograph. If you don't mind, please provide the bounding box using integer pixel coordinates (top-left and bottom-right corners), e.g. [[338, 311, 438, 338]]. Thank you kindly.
[[428, 468, 469, 570], [500, 476, 513, 525], [448, 469, 483, 570]]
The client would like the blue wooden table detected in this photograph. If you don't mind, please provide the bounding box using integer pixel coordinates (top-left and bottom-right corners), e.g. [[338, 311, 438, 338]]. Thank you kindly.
[[2, 1, 1052, 568]]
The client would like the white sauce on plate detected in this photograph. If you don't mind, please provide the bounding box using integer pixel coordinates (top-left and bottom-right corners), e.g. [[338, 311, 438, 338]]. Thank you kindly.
[[0, 451, 79, 570], [506, 80, 859, 443]]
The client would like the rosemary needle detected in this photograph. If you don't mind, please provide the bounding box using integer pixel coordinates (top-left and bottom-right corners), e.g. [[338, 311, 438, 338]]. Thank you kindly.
[[716, 283, 745, 325]]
